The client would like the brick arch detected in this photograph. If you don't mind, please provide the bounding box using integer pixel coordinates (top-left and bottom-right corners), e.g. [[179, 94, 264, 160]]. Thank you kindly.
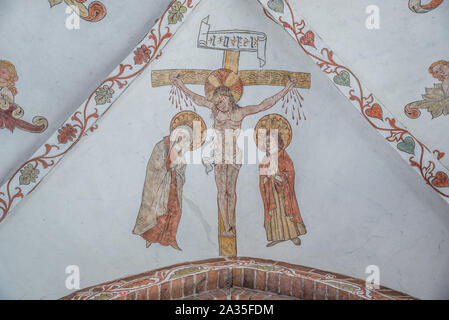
[[62, 257, 416, 300]]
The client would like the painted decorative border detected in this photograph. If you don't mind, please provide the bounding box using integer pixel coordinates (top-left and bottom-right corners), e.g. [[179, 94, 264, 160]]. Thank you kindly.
[[0, 0, 200, 224], [258, 0, 449, 202], [61, 257, 416, 300]]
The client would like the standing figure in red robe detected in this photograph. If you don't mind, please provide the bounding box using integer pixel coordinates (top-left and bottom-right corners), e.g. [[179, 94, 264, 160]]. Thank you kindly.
[[258, 126, 307, 247]]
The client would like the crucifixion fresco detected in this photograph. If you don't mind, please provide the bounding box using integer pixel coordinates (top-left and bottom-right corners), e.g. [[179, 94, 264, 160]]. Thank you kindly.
[[134, 16, 311, 256]]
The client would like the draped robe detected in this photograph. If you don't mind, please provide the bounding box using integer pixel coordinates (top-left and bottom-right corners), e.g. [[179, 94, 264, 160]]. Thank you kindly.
[[132, 136, 186, 247], [259, 149, 306, 241]]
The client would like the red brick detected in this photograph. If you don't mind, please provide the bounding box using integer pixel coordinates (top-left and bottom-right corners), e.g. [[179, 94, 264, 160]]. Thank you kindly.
[[160, 282, 171, 300], [303, 279, 314, 300], [347, 293, 359, 300], [279, 275, 292, 296], [171, 278, 183, 300], [243, 268, 255, 289], [266, 295, 296, 300], [209, 289, 230, 300], [262, 293, 275, 299], [147, 285, 160, 300], [249, 294, 263, 300], [195, 292, 215, 300], [339, 290, 350, 300], [221, 288, 232, 297], [195, 273, 207, 294], [315, 281, 326, 300], [264, 293, 275, 300], [136, 289, 147, 300], [184, 275, 195, 297], [218, 268, 230, 288], [230, 288, 246, 300], [125, 292, 136, 300], [238, 290, 257, 300], [207, 270, 219, 291], [65, 257, 417, 301], [232, 268, 243, 287], [267, 272, 280, 294], [265, 296, 285, 300], [326, 286, 338, 300], [255, 270, 267, 291], [291, 278, 303, 299]]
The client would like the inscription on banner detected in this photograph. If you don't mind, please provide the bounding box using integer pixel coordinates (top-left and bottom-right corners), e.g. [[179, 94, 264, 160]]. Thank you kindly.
[[198, 16, 267, 67]]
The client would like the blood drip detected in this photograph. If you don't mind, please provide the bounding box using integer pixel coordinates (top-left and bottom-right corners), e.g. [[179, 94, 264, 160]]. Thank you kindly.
[[169, 85, 197, 112], [281, 88, 306, 126]]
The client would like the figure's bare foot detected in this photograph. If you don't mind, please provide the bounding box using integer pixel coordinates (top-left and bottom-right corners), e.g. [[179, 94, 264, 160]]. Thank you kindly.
[[266, 241, 283, 247], [146, 241, 152, 248], [291, 238, 301, 246], [171, 243, 183, 251]]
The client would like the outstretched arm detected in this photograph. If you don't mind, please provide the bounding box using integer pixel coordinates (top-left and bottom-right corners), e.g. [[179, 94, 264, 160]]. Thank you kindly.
[[170, 74, 213, 109], [241, 77, 297, 117]]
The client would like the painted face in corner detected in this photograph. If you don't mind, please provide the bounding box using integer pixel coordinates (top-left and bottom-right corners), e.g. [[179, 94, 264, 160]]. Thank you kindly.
[[432, 63, 449, 81], [0, 66, 11, 87]]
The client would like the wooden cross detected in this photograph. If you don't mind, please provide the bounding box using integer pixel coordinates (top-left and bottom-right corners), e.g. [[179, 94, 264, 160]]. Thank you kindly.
[[151, 50, 311, 257]]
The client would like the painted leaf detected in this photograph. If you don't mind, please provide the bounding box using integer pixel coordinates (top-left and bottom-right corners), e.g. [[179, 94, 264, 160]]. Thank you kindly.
[[267, 0, 285, 13], [407, 83, 449, 119], [94, 85, 115, 105], [19, 164, 40, 186], [168, 1, 187, 24], [333, 70, 351, 87], [397, 136, 416, 155]]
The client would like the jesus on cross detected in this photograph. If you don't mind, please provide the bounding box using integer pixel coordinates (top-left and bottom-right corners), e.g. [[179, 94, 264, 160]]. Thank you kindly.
[[152, 16, 311, 256], [170, 71, 298, 237]]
